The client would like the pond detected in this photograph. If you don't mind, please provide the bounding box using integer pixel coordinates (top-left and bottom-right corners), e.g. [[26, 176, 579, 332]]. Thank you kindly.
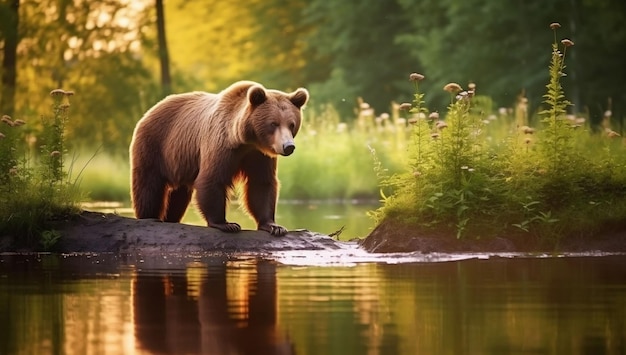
[[1, 252, 625, 354]]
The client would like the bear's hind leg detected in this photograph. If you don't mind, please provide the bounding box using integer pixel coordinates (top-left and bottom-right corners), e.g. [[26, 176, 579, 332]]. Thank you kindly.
[[131, 169, 168, 220], [164, 186, 193, 222]]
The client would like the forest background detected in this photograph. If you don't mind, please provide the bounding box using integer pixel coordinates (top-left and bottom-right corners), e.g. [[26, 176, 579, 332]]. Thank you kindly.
[[0, 0, 625, 202]]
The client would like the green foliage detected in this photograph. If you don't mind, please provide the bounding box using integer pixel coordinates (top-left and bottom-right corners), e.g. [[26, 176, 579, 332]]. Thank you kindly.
[[0, 90, 83, 247], [372, 25, 626, 244]]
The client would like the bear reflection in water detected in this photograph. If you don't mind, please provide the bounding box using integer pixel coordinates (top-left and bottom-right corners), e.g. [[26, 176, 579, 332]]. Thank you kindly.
[[133, 260, 293, 354]]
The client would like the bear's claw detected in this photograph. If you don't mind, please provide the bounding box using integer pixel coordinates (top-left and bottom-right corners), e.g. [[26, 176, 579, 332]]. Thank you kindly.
[[210, 222, 241, 233], [259, 223, 288, 237]]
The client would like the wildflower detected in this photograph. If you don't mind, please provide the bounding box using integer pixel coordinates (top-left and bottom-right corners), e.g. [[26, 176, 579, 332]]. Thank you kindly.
[[550, 22, 561, 30], [456, 91, 469, 101], [360, 102, 370, 110], [1, 115, 13, 126], [488, 114, 497, 121], [461, 166, 468, 170], [430, 133, 440, 139], [50, 89, 67, 97], [9, 167, 18, 175], [561, 39, 574, 47], [50, 150, 61, 157], [395, 118, 406, 126], [468, 82, 476, 90], [13, 119, 25, 126], [409, 73, 425, 82], [407, 117, 419, 125], [524, 137, 532, 144], [361, 108, 374, 117], [413, 170, 421, 177], [606, 130, 621, 138], [436, 121, 448, 130], [443, 83, 462, 93], [604, 110, 612, 118], [428, 112, 439, 121], [498, 107, 508, 116], [399, 103, 412, 111], [65, 91, 75, 96], [380, 113, 390, 120], [575, 117, 586, 124], [336, 122, 347, 133]]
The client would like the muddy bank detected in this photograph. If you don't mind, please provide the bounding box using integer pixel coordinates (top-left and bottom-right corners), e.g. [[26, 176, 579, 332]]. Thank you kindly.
[[360, 219, 626, 253], [0, 211, 343, 254]]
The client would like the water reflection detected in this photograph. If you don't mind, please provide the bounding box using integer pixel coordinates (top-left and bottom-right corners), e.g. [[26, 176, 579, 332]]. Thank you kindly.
[[1, 254, 625, 354], [133, 259, 293, 354]]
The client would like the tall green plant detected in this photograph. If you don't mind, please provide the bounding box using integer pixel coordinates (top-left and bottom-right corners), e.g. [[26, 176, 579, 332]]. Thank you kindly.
[[0, 90, 82, 248], [538, 23, 575, 174]]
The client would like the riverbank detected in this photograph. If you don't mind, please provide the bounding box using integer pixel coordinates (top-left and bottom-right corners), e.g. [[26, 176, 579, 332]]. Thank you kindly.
[[1, 211, 625, 254], [360, 219, 626, 253]]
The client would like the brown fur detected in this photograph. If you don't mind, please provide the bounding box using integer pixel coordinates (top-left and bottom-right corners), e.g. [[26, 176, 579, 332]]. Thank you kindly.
[[129, 81, 309, 236]]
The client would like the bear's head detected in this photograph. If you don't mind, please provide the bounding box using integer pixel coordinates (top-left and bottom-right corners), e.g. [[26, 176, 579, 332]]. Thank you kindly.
[[245, 83, 309, 157]]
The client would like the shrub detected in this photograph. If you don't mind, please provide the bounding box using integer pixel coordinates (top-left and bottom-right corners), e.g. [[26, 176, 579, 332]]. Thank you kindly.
[[0, 90, 83, 249], [371, 23, 626, 245]]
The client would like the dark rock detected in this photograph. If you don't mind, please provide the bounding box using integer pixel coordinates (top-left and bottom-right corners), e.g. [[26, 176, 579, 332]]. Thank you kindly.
[[4, 211, 343, 254]]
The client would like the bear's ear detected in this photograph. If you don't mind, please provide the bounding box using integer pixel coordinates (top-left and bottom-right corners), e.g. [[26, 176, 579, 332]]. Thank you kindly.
[[248, 85, 267, 106], [289, 88, 309, 109]]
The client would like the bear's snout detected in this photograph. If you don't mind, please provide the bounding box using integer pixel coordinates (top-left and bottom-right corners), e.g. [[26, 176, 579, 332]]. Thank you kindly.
[[282, 142, 295, 156]]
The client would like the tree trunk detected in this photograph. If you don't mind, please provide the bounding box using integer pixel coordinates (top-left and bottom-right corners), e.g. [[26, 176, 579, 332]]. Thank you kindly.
[[1, 0, 19, 117], [156, 0, 171, 96]]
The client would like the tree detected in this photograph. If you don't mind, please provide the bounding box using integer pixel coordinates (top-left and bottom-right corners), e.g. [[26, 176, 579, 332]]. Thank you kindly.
[[0, 0, 19, 117], [155, 0, 171, 96], [302, 0, 415, 117], [397, 0, 626, 122], [4, 0, 159, 154]]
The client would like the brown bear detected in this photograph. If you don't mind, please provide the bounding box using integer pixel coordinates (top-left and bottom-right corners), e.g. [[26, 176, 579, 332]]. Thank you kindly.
[[129, 81, 309, 236]]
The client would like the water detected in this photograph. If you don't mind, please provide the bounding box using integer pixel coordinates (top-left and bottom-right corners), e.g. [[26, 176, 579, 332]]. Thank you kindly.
[[86, 200, 379, 240], [1, 252, 625, 355]]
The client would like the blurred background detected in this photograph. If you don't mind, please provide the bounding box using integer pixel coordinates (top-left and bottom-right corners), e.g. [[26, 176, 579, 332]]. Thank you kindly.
[[0, 0, 624, 226]]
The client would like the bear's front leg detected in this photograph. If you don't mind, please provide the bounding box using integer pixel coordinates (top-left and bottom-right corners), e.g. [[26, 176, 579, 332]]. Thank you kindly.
[[195, 176, 241, 233], [241, 154, 288, 237]]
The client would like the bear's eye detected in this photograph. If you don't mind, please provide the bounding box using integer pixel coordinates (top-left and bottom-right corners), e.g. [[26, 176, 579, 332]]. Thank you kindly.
[[270, 122, 279, 129], [289, 122, 296, 131]]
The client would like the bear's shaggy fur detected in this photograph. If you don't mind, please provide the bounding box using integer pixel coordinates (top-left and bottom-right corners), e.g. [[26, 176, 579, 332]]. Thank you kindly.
[[129, 81, 309, 236]]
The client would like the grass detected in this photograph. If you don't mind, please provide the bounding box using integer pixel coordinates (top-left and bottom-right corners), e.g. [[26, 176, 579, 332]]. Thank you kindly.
[[79, 102, 410, 202], [74, 153, 130, 202], [370, 23, 626, 246]]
